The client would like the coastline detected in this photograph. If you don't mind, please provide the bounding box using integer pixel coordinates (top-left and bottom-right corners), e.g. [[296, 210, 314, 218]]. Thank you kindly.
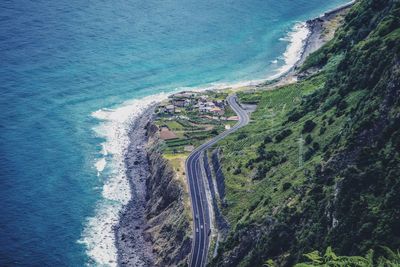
[[297, 0, 355, 67], [115, 106, 156, 267], [116, 104, 192, 266], [261, 1, 353, 89], [112, 2, 353, 266]]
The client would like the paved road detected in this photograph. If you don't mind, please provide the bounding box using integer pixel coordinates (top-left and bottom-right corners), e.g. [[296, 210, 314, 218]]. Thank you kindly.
[[185, 95, 250, 267]]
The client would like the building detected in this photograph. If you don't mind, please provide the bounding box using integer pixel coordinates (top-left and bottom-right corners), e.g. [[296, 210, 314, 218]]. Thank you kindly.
[[199, 105, 212, 113], [173, 99, 191, 107], [173, 99, 185, 107], [205, 101, 215, 108], [215, 100, 225, 108], [210, 107, 224, 116], [165, 105, 175, 113], [157, 104, 166, 113]]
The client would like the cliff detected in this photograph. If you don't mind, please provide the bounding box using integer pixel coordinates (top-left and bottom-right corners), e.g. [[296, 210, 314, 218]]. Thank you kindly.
[[116, 112, 191, 267], [144, 124, 192, 267]]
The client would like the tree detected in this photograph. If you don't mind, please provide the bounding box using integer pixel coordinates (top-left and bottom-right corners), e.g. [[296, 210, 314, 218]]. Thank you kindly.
[[305, 134, 313, 145], [302, 119, 317, 133]]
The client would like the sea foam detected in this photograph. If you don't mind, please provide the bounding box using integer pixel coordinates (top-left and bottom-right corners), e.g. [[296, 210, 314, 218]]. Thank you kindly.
[[173, 22, 310, 90], [269, 22, 310, 79], [79, 93, 169, 267]]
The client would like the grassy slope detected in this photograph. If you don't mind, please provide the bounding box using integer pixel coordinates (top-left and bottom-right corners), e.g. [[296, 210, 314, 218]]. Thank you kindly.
[[211, 0, 400, 266]]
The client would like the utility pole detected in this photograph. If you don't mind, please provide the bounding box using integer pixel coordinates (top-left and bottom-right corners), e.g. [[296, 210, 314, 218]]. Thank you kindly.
[[298, 134, 304, 168]]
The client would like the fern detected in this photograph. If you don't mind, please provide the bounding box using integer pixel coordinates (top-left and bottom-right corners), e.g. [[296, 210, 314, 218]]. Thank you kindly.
[[304, 250, 323, 265], [295, 246, 400, 267]]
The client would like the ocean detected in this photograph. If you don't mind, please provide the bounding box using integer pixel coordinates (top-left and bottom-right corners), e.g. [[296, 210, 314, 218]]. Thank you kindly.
[[0, 0, 348, 266]]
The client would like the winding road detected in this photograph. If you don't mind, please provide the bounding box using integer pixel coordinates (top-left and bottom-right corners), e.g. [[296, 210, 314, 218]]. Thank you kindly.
[[185, 95, 250, 267]]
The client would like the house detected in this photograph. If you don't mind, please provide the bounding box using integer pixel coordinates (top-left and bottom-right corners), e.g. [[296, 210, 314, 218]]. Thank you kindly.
[[205, 101, 215, 108], [157, 101, 170, 113], [199, 106, 212, 113], [185, 99, 192, 106], [215, 100, 225, 108], [157, 105, 166, 113], [173, 98, 191, 107], [174, 99, 186, 107], [199, 95, 208, 102], [165, 105, 175, 113], [210, 107, 224, 116]]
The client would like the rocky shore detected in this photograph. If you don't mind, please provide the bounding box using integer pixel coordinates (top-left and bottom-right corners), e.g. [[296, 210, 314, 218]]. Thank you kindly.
[[259, 1, 352, 89], [115, 106, 156, 267], [297, 1, 354, 67], [115, 106, 191, 267]]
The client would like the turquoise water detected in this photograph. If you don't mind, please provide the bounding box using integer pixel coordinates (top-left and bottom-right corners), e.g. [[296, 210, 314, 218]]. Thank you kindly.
[[0, 0, 348, 265]]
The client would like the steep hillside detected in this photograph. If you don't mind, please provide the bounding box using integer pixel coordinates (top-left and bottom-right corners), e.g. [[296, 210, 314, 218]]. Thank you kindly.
[[210, 0, 400, 266], [144, 125, 192, 267]]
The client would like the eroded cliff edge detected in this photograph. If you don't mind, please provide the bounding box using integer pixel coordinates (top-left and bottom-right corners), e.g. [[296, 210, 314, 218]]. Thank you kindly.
[[116, 109, 191, 267], [145, 123, 192, 267]]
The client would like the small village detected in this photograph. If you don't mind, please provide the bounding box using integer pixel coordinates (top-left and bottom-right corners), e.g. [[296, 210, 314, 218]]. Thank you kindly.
[[154, 90, 239, 154]]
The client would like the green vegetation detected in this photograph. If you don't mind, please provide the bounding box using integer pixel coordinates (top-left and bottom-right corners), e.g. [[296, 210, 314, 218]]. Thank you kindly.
[[155, 92, 229, 154], [210, 0, 400, 266], [294, 246, 400, 267], [265, 246, 400, 267]]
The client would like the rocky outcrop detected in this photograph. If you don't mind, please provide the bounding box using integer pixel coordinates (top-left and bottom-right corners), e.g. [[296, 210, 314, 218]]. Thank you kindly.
[[116, 107, 156, 267], [116, 111, 191, 267]]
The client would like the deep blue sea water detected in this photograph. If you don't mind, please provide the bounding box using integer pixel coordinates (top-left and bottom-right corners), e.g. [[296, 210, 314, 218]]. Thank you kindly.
[[0, 0, 348, 266]]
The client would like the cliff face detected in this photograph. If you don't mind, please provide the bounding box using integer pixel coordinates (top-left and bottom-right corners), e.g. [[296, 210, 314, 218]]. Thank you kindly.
[[143, 125, 192, 267], [116, 116, 191, 267], [116, 108, 156, 267]]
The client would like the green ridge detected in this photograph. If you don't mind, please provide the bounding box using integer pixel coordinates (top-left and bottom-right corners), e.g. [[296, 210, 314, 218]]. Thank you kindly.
[[210, 0, 400, 266]]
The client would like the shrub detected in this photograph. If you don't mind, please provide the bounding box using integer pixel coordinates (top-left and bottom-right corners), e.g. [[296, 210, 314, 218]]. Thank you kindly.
[[237, 132, 247, 140], [337, 100, 348, 111], [305, 135, 313, 145], [233, 167, 242, 175], [256, 145, 267, 162], [319, 126, 326, 135], [282, 182, 292, 191], [265, 150, 280, 161], [302, 120, 317, 133], [287, 108, 305, 122], [275, 129, 293, 143], [246, 159, 255, 169], [252, 165, 269, 180], [304, 148, 315, 161], [211, 129, 219, 135], [263, 136, 273, 144], [312, 142, 320, 151]]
